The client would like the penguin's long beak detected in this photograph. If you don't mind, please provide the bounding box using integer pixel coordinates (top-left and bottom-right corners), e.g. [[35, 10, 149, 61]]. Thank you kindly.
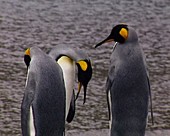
[[78, 82, 82, 93], [75, 82, 82, 101], [76, 82, 87, 104], [95, 35, 114, 48]]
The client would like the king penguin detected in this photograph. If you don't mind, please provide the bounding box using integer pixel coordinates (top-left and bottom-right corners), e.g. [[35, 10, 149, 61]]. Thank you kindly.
[[48, 45, 92, 123], [21, 47, 65, 136], [95, 24, 153, 136]]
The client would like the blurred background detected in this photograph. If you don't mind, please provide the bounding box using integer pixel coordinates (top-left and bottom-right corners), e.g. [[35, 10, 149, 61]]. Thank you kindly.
[[0, 0, 170, 135]]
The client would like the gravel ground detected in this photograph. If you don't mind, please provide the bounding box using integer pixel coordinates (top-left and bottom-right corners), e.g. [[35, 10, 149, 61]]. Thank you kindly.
[[66, 129, 170, 136]]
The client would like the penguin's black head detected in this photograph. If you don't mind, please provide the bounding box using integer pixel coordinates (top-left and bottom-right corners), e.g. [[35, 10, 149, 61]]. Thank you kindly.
[[24, 48, 31, 69], [95, 24, 129, 48], [76, 59, 92, 104]]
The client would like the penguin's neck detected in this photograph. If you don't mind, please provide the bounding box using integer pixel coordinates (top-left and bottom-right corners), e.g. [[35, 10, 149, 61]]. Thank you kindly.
[[57, 56, 76, 119], [114, 42, 141, 63]]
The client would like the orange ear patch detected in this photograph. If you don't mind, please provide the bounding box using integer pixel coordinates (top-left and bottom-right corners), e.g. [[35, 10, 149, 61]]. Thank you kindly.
[[25, 48, 30, 56], [119, 28, 128, 40]]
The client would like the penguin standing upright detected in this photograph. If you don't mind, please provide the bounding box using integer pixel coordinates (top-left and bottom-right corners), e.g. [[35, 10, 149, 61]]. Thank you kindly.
[[21, 47, 65, 136], [95, 24, 153, 136]]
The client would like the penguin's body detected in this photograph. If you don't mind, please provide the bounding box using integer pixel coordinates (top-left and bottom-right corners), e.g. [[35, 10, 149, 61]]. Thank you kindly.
[[21, 47, 65, 136], [95, 24, 152, 136], [108, 41, 149, 136], [49, 45, 92, 123]]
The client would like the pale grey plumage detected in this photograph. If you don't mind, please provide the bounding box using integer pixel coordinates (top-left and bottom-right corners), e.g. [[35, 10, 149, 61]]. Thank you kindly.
[[108, 28, 149, 136], [49, 45, 89, 62], [21, 47, 65, 136]]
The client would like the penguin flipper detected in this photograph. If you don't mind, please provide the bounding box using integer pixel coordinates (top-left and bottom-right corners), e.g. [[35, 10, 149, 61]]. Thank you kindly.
[[21, 72, 36, 136], [142, 51, 154, 125], [106, 76, 112, 121], [66, 90, 76, 123], [106, 64, 115, 121]]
